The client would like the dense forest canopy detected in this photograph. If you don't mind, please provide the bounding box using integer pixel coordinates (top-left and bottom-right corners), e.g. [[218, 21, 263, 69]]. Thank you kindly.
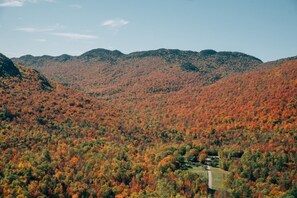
[[1, 51, 296, 197]]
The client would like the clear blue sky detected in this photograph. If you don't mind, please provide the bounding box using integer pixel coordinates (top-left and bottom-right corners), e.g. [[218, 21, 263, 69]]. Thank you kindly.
[[0, 0, 296, 61]]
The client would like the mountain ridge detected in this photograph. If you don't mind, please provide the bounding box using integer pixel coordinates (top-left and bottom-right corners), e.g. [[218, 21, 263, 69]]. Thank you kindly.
[[13, 48, 262, 65]]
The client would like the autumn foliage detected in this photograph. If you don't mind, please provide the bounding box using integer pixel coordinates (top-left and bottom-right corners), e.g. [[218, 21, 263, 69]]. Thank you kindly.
[[1, 51, 296, 197]]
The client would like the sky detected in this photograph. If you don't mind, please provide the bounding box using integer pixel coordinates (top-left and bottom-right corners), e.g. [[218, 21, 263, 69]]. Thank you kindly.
[[0, 0, 296, 61]]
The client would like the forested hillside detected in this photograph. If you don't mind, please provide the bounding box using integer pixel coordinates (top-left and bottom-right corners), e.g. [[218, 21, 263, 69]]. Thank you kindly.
[[1, 51, 296, 197], [1, 53, 210, 197]]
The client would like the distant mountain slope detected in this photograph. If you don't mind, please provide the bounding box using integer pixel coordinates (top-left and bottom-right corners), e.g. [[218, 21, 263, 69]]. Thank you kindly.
[[12, 48, 265, 135], [12, 49, 263, 117]]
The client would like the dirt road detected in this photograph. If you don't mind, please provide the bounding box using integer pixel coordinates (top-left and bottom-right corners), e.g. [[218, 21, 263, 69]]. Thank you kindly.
[[207, 165, 212, 189]]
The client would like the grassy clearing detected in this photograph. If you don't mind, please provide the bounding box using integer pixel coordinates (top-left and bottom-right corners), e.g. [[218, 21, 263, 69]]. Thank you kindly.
[[210, 167, 229, 190], [186, 163, 229, 191], [188, 165, 208, 178]]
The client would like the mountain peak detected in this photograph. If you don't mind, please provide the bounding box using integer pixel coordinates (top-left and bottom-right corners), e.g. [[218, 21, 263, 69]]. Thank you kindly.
[[126, 48, 198, 59], [80, 48, 124, 61], [0, 53, 21, 77], [200, 49, 217, 56], [216, 51, 262, 62]]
